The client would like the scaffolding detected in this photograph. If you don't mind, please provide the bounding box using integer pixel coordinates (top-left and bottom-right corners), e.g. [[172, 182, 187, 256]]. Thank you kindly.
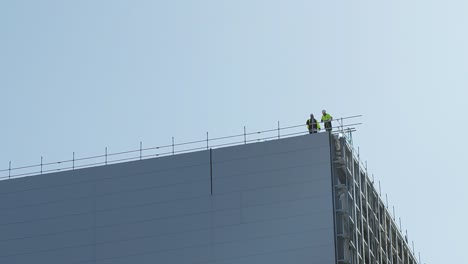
[[331, 134, 420, 264], [0, 115, 362, 181]]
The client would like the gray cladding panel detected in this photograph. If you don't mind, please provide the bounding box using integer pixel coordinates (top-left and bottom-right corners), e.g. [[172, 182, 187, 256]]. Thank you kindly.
[[0, 133, 335, 263]]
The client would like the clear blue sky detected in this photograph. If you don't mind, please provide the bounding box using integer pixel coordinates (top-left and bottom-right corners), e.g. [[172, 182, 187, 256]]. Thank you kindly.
[[1, 1, 467, 263]]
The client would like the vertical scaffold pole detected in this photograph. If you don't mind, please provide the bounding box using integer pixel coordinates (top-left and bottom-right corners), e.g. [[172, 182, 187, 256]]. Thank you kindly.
[[172, 137, 175, 155], [72, 152, 75, 170], [105, 147, 108, 165], [140, 142, 142, 160], [206, 132, 209, 150], [9, 161, 11, 179], [277, 121, 280, 139], [40, 156, 43, 175], [243, 126, 246, 144]]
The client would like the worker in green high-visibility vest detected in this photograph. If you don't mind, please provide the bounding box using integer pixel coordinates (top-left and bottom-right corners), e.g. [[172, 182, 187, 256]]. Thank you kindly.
[[306, 113, 321, 134], [321, 110, 333, 132]]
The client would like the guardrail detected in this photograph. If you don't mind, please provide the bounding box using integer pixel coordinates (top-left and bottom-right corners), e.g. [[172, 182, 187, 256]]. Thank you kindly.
[[0, 115, 362, 180]]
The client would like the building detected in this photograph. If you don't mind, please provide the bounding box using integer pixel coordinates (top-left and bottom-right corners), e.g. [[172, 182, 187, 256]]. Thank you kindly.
[[0, 132, 420, 263]]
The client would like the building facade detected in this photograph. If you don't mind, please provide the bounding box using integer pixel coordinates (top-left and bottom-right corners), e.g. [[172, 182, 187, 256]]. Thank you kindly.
[[0, 132, 419, 264]]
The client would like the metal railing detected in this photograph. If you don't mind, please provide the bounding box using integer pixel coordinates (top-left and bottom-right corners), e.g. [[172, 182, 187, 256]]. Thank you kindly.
[[0, 115, 362, 181]]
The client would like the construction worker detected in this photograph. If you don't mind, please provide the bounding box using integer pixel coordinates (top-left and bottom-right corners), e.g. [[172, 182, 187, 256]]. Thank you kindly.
[[321, 110, 333, 132], [306, 114, 321, 134]]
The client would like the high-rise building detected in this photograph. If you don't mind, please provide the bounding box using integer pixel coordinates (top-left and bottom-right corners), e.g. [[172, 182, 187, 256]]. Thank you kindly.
[[0, 132, 420, 263]]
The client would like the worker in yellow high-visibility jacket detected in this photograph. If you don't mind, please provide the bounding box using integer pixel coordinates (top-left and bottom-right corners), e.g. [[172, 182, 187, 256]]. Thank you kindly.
[[321, 110, 333, 132]]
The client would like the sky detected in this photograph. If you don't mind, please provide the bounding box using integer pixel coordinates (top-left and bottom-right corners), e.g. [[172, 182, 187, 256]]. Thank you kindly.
[[1, 0, 467, 263]]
